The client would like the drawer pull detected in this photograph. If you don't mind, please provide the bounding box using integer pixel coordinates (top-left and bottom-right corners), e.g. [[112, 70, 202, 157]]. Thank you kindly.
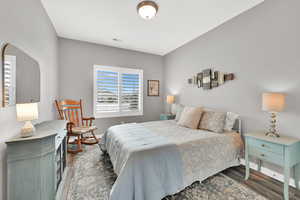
[[261, 144, 265, 147], [260, 154, 265, 157]]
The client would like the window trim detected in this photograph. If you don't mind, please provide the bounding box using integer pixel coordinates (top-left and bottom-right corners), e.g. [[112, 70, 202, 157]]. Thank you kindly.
[[93, 65, 143, 118]]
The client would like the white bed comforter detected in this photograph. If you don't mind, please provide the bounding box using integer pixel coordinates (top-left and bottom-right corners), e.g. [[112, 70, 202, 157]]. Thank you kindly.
[[102, 120, 243, 200]]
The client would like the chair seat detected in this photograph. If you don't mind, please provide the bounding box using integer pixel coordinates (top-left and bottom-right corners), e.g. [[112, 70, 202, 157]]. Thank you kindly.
[[71, 126, 97, 134]]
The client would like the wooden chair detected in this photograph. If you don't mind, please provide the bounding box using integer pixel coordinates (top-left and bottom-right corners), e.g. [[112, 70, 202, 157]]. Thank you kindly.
[[55, 99, 99, 153]]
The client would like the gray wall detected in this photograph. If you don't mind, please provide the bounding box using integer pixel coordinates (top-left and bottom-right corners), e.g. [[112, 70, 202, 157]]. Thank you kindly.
[[58, 38, 164, 133], [1, 0, 299, 196], [164, 0, 300, 139], [0, 0, 59, 199]]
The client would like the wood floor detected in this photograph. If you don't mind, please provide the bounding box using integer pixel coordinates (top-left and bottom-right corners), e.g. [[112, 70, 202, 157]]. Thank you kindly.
[[223, 166, 300, 200], [60, 154, 77, 200], [62, 151, 300, 200]]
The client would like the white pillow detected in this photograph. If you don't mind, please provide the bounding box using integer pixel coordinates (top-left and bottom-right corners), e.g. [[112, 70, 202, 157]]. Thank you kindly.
[[175, 104, 184, 121], [224, 112, 239, 131], [177, 106, 204, 129]]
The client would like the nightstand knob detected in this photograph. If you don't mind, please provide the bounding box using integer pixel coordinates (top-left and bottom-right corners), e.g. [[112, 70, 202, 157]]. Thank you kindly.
[[261, 144, 265, 147]]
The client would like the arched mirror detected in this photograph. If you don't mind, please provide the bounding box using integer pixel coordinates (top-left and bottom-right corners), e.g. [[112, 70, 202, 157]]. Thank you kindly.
[[0, 41, 40, 107]]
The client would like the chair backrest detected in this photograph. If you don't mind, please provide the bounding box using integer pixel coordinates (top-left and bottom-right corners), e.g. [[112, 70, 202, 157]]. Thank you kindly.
[[55, 99, 83, 127]]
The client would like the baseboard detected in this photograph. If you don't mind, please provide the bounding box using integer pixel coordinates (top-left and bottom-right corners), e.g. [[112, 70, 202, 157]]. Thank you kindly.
[[240, 159, 298, 188]]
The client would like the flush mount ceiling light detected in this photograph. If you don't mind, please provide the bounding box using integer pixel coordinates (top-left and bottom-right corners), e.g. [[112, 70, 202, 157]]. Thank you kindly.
[[137, 1, 159, 20]]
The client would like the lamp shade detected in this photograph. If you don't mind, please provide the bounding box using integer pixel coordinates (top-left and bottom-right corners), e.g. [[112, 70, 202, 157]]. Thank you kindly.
[[262, 93, 285, 112], [16, 103, 39, 121], [166, 95, 175, 104]]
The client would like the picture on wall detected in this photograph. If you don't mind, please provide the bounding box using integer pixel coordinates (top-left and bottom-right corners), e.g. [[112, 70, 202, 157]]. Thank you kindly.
[[202, 69, 211, 90], [147, 80, 159, 96], [188, 68, 235, 90]]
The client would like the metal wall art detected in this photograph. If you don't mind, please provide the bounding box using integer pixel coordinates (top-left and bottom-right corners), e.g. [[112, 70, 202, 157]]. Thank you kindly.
[[188, 68, 235, 90]]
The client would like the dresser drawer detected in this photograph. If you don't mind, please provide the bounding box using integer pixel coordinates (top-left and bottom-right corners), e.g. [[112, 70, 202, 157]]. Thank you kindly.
[[248, 147, 284, 166], [247, 137, 284, 155]]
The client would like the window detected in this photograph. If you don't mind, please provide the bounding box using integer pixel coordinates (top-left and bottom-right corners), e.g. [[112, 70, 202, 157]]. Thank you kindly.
[[94, 65, 143, 118]]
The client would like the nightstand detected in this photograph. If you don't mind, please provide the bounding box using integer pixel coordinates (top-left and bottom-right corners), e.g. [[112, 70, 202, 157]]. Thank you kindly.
[[160, 113, 176, 120], [245, 132, 300, 200]]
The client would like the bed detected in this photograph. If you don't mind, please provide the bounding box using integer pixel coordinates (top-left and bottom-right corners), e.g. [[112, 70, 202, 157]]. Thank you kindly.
[[102, 119, 243, 200]]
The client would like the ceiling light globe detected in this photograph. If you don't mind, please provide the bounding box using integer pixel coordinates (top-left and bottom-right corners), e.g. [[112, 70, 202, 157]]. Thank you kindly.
[[137, 1, 158, 20]]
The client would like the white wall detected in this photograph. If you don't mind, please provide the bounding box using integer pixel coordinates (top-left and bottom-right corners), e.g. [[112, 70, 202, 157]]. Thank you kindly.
[[58, 38, 164, 133], [0, 0, 59, 199]]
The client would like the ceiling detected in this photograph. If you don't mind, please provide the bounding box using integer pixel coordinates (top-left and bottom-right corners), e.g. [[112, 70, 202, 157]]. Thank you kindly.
[[41, 0, 264, 56]]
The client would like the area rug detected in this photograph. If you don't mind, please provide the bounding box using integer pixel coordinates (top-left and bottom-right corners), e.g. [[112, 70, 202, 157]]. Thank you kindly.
[[66, 145, 267, 200]]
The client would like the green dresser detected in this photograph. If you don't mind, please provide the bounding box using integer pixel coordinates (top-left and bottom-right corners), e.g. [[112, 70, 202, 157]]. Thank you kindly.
[[245, 132, 300, 200], [6, 120, 67, 200]]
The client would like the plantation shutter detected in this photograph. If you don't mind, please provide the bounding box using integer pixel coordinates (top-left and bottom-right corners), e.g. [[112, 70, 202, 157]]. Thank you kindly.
[[95, 70, 119, 114], [94, 65, 143, 118], [120, 73, 140, 112], [3, 55, 16, 106]]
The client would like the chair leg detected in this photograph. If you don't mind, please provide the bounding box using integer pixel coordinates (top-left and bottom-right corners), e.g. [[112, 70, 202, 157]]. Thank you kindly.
[[77, 135, 82, 151], [91, 131, 99, 143], [67, 135, 83, 154]]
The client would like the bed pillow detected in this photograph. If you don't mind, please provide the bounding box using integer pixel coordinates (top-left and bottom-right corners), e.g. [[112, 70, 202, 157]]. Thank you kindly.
[[199, 111, 226, 133], [175, 104, 185, 121], [224, 112, 239, 132], [177, 106, 204, 129]]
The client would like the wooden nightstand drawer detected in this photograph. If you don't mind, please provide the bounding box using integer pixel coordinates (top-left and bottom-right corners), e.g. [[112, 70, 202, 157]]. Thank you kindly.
[[248, 137, 284, 155], [248, 147, 284, 166]]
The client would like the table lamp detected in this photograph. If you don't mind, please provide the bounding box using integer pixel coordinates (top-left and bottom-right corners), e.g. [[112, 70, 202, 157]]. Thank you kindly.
[[262, 93, 285, 137], [16, 102, 38, 137], [166, 95, 175, 114]]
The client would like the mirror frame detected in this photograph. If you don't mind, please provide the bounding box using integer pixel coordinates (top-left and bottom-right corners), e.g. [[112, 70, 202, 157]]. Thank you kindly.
[[0, 42, 8, 107], [0, 42, 41, 107]]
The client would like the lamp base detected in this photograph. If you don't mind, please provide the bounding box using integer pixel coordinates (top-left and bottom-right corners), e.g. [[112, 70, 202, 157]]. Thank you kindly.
[[21, 121, 35, 138], [265, 112, 280, 138], [265, 132, 280, 138], [169, 104, 173, 115]]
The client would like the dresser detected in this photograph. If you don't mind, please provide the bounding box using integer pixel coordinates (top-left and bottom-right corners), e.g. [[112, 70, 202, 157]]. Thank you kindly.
[[244, 132, 300, 200], [6, 120, 67, 200]]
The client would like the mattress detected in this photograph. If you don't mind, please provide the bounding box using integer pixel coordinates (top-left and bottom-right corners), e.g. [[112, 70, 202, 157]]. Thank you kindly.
[[102, 120, 243, 200]]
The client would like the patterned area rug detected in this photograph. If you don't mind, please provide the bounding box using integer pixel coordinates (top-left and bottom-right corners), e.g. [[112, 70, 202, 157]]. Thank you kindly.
[[67, 145, 267, 200]]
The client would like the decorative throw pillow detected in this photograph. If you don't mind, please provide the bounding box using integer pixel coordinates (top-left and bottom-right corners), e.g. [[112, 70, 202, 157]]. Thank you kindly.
[[175, 104, 184, 121], [199, 111, 226, 133], [177, 106, 204, 129], [224, 112, 239, 132]]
